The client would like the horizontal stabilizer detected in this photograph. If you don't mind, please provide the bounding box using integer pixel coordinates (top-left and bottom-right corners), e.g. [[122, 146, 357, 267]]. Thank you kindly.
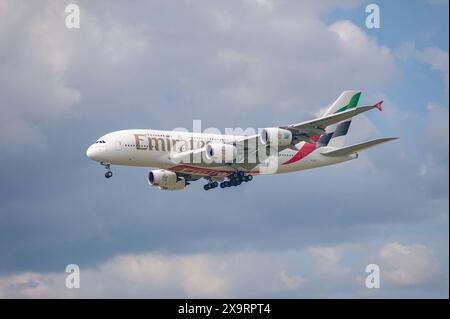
[[320, 137, 398, 157]]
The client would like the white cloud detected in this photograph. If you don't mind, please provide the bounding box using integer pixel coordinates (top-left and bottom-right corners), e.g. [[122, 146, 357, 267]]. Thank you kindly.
[[0, 242, 445, 298], [427, 0, 449, 6], [245, 0, 274, 11], [279, 270, 306, 290], [0, 0, 150, 154], [395, 43, 449, 96], [379, 242, 441, 286], [213, 17, 397, 113], [418, 47, 449, 94], [418, 103, 449, 198], [307, 245, 352, 276], [0, 251, 296, 298], [425, 103, 449, 154], [418, 47, 449, 73]]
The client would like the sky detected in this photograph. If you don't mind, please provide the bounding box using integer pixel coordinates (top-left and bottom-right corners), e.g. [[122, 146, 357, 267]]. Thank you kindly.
[[0, 0, 448, 298]]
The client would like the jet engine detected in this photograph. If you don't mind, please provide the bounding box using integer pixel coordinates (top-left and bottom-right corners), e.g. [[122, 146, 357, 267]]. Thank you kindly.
[[205, 143, 237, 163], [260, 128, 292, 147], [148, 169, 186, 190]]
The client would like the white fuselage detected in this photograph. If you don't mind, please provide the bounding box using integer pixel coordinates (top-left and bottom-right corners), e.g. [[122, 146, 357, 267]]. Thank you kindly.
[[86, 129, 356, 178]]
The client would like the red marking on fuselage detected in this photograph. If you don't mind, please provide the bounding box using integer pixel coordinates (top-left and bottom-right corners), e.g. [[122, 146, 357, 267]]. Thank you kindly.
[[281, 142, 316, 165], [169, 165, 231, 177], [310, 134, 321, 142], [168, 164, 261, 177]]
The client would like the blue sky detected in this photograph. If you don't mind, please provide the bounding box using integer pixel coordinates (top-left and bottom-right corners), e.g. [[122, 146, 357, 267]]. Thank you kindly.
[[0, 0, 448, 298]]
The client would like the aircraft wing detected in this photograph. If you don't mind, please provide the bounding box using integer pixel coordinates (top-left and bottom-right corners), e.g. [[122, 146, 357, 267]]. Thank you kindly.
[[320, 137, 398, 157], [284, 104, 377, 139], [236, 104, 381, 146]]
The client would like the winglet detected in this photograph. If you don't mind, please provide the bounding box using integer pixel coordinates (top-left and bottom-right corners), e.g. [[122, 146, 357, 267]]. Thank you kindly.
[[373, 100, 383, 111]]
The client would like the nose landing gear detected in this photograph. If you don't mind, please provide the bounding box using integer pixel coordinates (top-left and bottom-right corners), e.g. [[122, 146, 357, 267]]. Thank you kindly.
[[101, 162, 113, 179]]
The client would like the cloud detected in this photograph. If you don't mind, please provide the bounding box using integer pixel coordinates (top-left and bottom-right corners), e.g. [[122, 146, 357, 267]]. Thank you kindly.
[[0, 240, 446, 298], [0, 1, 80, 154], [427, 0, 449, 6], [418, 47, 449, 94], [418, 103, 449, 199], [418, 47, 449, 73], [213, 17, 398, 113], [395, 43, 449, 96], [0, 251, 307, 298], [0, 0, 447, 299], [279, 270, 306, 290], [0, 0, 150, 154], [379, 242, 441, 287], [307, 245, 352, 276]]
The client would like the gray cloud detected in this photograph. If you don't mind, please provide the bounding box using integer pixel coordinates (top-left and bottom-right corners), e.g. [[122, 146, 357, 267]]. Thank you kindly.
[[0, 241, 445, 299], [0, 0, 447, 298]]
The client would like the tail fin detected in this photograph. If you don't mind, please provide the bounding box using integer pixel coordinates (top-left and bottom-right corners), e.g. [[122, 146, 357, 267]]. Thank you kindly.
[[322, 90, 361, 117], [317, 90, 361, 148]]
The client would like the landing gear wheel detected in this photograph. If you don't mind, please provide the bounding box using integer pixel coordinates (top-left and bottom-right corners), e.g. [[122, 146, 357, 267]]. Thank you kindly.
[[204, 180, 219, 190], [220, 182, 226, 188], [247, 175, 253, 181], [101, 162, 113, 179]]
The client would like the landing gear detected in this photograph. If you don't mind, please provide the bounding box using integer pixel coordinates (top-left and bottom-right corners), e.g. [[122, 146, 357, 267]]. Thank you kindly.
[[220, 181, 228, 188], [230, 171, 244, 180], [203, 181, 218, 191], [204, 172, 253, 190], [101, 162, 113, 179], [217, 172, 253, 189]]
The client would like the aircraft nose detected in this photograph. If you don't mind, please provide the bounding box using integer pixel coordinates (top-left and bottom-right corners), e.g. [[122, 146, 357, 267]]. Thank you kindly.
[[86, 144, 105, 161], [86, 145, 96, 159]]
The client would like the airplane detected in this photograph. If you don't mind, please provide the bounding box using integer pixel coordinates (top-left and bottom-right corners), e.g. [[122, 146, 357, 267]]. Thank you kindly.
[[86, 90, 398, 191]]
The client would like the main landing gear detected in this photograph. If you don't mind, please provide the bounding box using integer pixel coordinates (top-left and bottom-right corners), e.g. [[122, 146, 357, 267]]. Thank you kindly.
[[203, 181, 219, 191], [101, 162, 113, 179], [203, 172, 253, 191], [220, 171, 253, 188]]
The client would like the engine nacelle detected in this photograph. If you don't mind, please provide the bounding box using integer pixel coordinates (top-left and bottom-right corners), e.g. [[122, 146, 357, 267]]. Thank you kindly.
[[148, 169, 186, 190], [205, 143, 237, 163], [260, 128, 292, 147]]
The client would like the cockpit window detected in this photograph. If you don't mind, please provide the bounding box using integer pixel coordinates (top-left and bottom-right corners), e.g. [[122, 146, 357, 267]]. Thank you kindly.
[[95, 140, 106, 144]]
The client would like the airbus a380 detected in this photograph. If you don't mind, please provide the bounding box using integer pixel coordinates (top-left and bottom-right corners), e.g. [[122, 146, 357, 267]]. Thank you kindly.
[[86, 91, 397, 191]]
